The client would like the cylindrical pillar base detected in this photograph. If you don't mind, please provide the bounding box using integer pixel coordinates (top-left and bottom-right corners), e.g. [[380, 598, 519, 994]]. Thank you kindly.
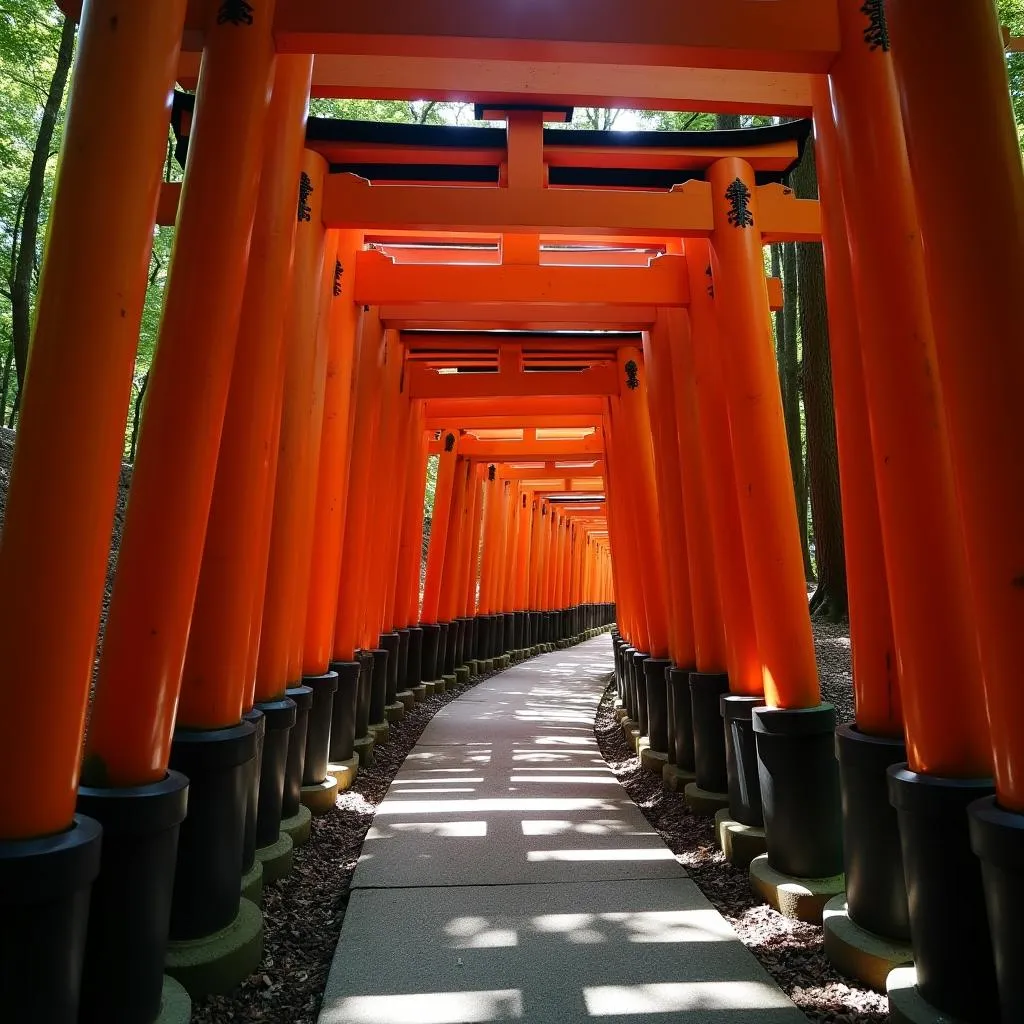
[[836, 723, 909, 940], [888, 766, 997, 1021], [752, 704, 842, 878], [632, 651, 650, 736], [169, 720, 257, 940], [722, 695, 765, 827], [77, 773, 189, 1023], [369, 649, 388, 725], [643, 658, 672, 753], [420, 623, 440, 682], [328, 662, 359, 764], [253, 699, 297, 851], [282, 685, 312, 820], [690, 672, 729, 793], [379, 633, 400, 705], [0, 815, 102, 1023], [668, 667, 696, 772], [396, 628, 410, 692], [240, 708, 265, 874], [354, 652, 373, 737], [406, 628, 423, 692], [301, 671, 338, 786]]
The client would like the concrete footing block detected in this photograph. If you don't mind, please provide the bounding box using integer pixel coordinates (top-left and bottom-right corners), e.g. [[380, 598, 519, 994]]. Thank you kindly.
[[255, 830, 295, 884], [662, 763, 696, 793], [281, 804, 312, 847], [412, 684, 427, 702], [158, 974, 192, 1024], [301, 775, 339, 816], [442, 673, 457, 690], [369, 720, 390, 744], [822, 895, 913, 992], [328, 755, 359, 792], [397, 690, 415, 711], [886, 966, 971, 1024], [748, 853, 844, 924], [241, 858, 263, 906], [640, 746, 669, 775], [465, 660, 480, 677], [455, 666, 470, 685], [165, 897, 263, 997], [684, 782, 730, 817], [714, 808, 768, 870], [353, 733, 375, 768], [385, 701, 405, 724]]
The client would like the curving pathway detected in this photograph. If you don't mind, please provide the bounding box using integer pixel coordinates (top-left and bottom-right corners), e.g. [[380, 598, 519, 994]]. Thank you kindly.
[[318, 634, 805, 1024]]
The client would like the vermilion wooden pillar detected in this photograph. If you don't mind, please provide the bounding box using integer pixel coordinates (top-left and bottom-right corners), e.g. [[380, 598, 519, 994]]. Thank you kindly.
[[827, 1, 988, 777], [181, 56, 313, 730], [0, 0, 186, 840], [642, 311, 698, 671], [886, 1, 1024, 815], [420, 432, 459, 628], [85, 3, 278, 786], [708, 158, 819, 710], [397, 418, 430, 630], [302, 230, 363, 677], [333, 312, 386, 661], [253, 151, 330, 706], [684, 239, 760, 692], [460, 464, 485, 621]]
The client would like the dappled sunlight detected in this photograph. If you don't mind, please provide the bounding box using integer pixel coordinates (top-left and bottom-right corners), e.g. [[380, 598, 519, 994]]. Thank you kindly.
[[520, 819, 653, 837], [375, 796, 616, 815], [527, 847, 677, 862], [583, 981, 796, 1016], [323, 990, 524, 1023], [445, 916, 519, 949], [366, 820, 488, 839]]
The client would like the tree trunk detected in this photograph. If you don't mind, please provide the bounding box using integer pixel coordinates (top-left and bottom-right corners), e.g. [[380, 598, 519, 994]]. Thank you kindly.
[[781, 241, 812, 579], [10, 15, 76, 395], [715, 114, 741, 129], [791, 138, 848, 620], [130, 372, 149, 462]]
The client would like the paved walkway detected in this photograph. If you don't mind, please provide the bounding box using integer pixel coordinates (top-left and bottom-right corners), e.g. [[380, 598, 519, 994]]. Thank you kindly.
[[318, 634, 805, 1024]]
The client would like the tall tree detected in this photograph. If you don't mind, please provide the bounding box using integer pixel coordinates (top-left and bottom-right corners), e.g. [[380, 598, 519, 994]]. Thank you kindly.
[[7, 11, 75, 412], [791, 139, 847, 620]]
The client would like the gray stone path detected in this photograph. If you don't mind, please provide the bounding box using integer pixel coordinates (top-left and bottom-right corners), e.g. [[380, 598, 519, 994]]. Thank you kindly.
[[318, 635, 805, 1024]]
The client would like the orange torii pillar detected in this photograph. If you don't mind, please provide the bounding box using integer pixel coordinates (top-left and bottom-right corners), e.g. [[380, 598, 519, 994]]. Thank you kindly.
[[612, 347, 672, 761], [79, 3, 279, 1007], [0, 1, 185, 1016], [500, 481, 523, 657], [708, 155, 841, 888], [173, 53, 311, 986], [477, 465, 504, 666], [332, 309, 386, 766], [886, 6, 1024, 1013], [393, 413, 430, 700], [391, 401, 429, 702], [356, 329, 405, 731], [512, 490, 535, 652], [812, 88, 909, 973], [420, 430, 459, 685], [642, 309, 699, 778], [251, 148, 331, 879], [526, 494, 549, 650], [827, 2, 995, 1012], [683, 241, 763, 812], [436, 454, 472, 684], [604, 402, 655, 744], [453, 461, 483, 671], [300, 229, 362, 801], [446, 458, 479, 678]]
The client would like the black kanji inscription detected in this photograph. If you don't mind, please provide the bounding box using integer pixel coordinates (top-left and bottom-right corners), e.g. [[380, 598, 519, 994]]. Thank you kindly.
[[624, 359, 640, 391], [725, 177, 754, 229], [705, 264, 715, 299], [860, 0, 890, 51], [444, 433, 455, 452], [217, 1, 254, 26], [297, 171, 313, 223], [488, 464, 496, 482], [333, 260, 343, 297]]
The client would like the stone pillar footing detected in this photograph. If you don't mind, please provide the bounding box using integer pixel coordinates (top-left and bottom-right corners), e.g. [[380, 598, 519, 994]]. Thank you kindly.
[[241, 858, 263, 906], [663, 763, 696, 793], [715, 808, 768, 870], [442, 673, 457, 690], [412, 684, 428, 702], [353, 734, 374, 768], [254, 831, 294, 885], [684, 782, 729, 817], [455, 666, 471, 685], [165, 897, 263, 997], [748, 853, 844, 924], [640, 747, 669, 775], [158, 974, 192, 1024], [887, 966, 972, 1024], [281, 803, 312, 847], [385, 701, 405, 723], [301, 775, 339, 815], [823, 895, 913, 993], [396, 690, 415, 711], [369, 720, 390, 744], [328, 755, 359, 792]]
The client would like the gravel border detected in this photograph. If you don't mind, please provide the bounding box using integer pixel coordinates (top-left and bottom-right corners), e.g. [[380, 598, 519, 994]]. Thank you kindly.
[[190, 666, 503, 1024], [593, 625, 889, 1024]]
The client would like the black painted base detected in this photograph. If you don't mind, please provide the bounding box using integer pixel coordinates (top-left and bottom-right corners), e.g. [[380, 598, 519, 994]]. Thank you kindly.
[[690, 672, 729, 793], [369, 648, 389, 724], [419, 623, 441, 683], [77, 772, 189, 1023], [378, 633, 400, 705], [283, 685, 313, 820], [836, 723, 909, 940], [668, 667, 696, 772], [969, 796, 1024, 1022], [643, 658, 672, 753], [753, 703, 842, 878], [0, 815, 102, 1022], [241, 708, 265, 874], [406, 627, 423, 692], [722, 694, 765, 828], [169, 719, 257, 940], [302, 672, 338, 787], [888, 765, 998, 1021], [253, 698, 296, 851], [327, 662, 358, 764]]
